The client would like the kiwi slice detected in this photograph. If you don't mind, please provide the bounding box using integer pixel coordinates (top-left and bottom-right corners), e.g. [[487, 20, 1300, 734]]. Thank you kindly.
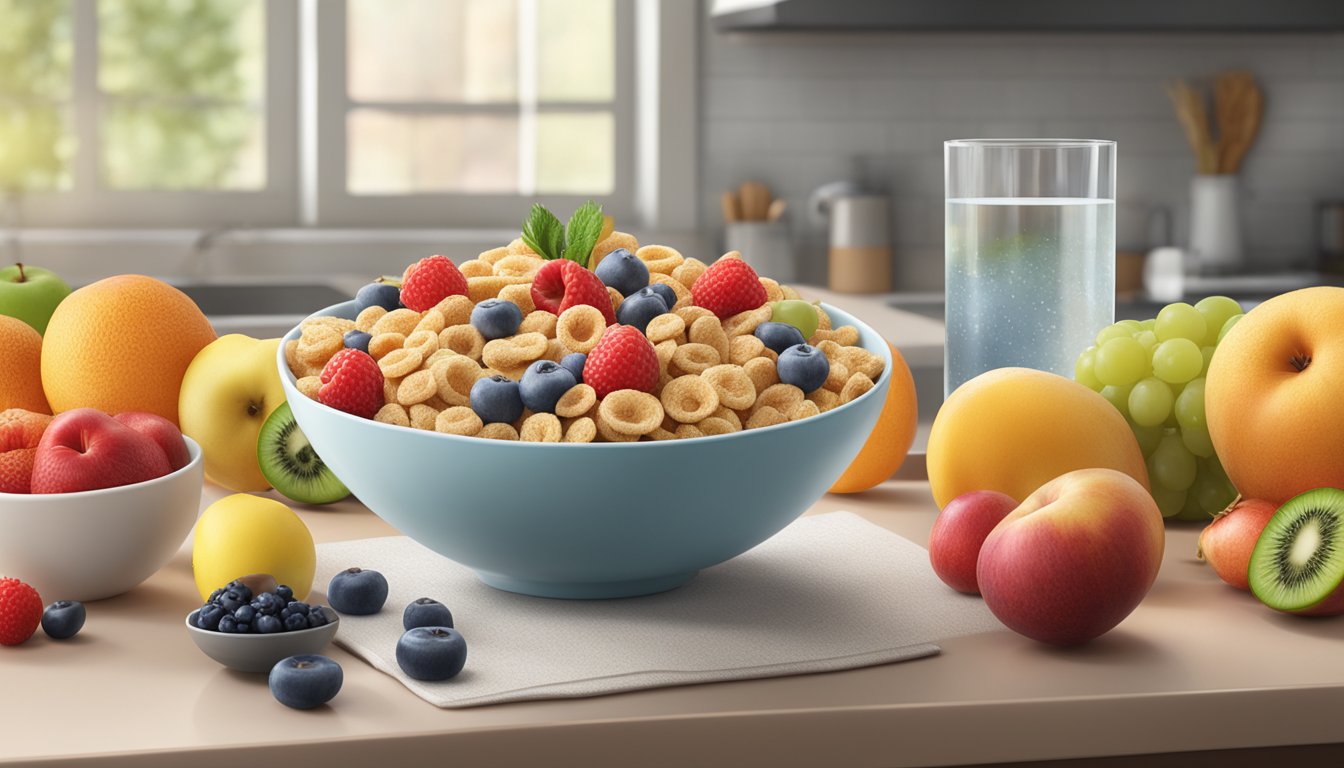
[[258, 402, 351, 505], [1248, 488, 1344, 615]]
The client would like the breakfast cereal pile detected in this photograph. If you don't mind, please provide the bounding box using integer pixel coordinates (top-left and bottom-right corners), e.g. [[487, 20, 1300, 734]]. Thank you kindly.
[[285, 224, 883, 443]]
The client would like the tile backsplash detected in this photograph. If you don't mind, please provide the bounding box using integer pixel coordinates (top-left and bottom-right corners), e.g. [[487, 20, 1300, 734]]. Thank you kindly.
[[700, 22, 1344, 290]]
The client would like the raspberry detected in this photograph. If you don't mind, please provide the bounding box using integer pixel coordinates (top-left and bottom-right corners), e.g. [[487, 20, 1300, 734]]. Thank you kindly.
[[0, 577, 43, 646], [691, 258, 768, 320], [583, 325, 659, 398], [400, 255, 468, 312], [531, 260, 616, 325], [318, 349, 385, 420]]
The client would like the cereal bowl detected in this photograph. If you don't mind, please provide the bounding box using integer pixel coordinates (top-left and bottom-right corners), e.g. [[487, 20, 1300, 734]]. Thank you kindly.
[[186, 609, 339, 673], [280, 302, 890, 599], [0, 437, 205, 602]]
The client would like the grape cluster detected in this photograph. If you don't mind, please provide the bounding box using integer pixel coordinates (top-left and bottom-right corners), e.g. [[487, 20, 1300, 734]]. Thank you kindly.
[[1074, 297, 1243, 521]]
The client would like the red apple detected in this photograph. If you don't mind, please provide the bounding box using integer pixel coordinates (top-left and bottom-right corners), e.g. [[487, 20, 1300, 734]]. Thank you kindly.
[[976, 468, 1165, 646], [1198, 498, 1278, 590], [114, 411, 190, 471], [30, 408, 172, 494], [929, 490, 1018, 594], [0, 408, 54, 493]]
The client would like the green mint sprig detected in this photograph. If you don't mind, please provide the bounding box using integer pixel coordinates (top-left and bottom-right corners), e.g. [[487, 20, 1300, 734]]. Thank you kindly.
[[520, 201, 604, 268]]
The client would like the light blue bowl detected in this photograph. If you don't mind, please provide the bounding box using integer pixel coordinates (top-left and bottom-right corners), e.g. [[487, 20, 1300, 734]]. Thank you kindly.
[[280, 302, 890, 599]]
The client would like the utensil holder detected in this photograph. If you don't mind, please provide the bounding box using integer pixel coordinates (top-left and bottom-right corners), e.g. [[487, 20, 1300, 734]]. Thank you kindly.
[[1189, 175, 1243, 274], [725, 221, 796, 283]]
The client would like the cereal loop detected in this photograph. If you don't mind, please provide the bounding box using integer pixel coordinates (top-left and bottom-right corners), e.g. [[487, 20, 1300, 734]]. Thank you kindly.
[[701, 364, 756, 411], [598, 390, 664, 435], [479, 422, 520, 441], [482, 332, 548, 369], [649, 273, 691, 309], [439, 324, 485, 361], [671, 258, 707, 289], [563, 416, 597, 443], [589, 231, 639, 270], [368, 332, 406, 360], [499, 283, 536, 315], [372, 308, 421, 337], [654, 339, 678, 372], [660, 375, 719, 423], [689, 316, 730, 361], [824, 360, 851, 393], [374, 403, 410, 427], [729, 334, 766, 366], [556, 304, 607, 354], [396, 369, 437, 406], [676, 305, 716, 327], [478, 246, 509, 264], [746, 406, 787, 430], [354, 305, 387, 332], [697, 416, 739, 436], [807, 387, 840, 412], [812, 325, 860, 346], [433, 294, 474, 326], [636, 244, 684, 275], [555, 383, 596, 418], [493, 254, 545, 278], [644, 313, 685, 344], [673, 424, 705, 440], [433, 356, 483, 406], [791, 400, 821, 421], [743, 356, 779, 394], [297, 326, 342, 366], [383, 378, 400, 404], [520, 413, 564, 442], [756, 383, 804, 415], [413, 309, 447, 336], [435, 406, 483, 436], [840, 346, 885, 380], [645, 426, 677, 441], [505, 238, 536, 256], [458, 259, 493, 278], [409, 404, 440, 431], [758, 277, 784, 303], [296, 375, 322, 400], [379, 347, 424, 378], [303, 316, 355, 334], [404, 329, 439, 359], [468, 275, 530, 303], [596, 413, 640, 442], [840, 372, 875, 403], [518, 310, 558, 338], [723, 305, 773, 337], [671, 343, 720, 376], [607, 286, 624, 311]]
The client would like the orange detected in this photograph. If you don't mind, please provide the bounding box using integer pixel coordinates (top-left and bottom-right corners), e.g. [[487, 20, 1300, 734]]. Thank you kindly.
[[0, 315, 51, 413], [830, 342, 918, 494], [41, 275, 215, 425]]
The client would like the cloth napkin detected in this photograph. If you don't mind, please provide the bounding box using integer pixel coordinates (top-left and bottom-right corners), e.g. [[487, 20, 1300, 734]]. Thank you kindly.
[[313, 512, 1002, 708]]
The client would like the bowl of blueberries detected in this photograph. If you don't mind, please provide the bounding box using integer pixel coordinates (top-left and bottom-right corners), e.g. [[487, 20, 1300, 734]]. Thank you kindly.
[[186, 576, 339, 674]]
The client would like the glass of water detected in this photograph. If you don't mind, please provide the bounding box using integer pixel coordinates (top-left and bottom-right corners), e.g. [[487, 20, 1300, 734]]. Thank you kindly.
[[944, 139, 1116, 397]]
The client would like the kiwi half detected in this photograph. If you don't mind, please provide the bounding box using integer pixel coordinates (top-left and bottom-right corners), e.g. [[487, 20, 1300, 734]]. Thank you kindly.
[[258, 402, 351, 505], [1248, 488, 1344, 616]]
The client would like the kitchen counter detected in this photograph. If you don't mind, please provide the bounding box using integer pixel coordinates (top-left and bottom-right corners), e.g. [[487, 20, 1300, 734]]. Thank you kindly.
[[6, 482, 1344, 767]]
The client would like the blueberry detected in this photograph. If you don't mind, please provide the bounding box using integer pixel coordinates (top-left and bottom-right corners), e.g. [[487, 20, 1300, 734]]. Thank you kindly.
[[41, 601, 85, 640], [307, 606, 331, 627], [218, 592, 244, 613], [343, 329, 372, 354], [403, 598, 454, 632], [269, 654, 343, 710], [647, 282, 677, 311], [327, 567, 389, 616], [559, 353, 586, 384], [470, 375, 524, 424], [284, 613, 310, 632], [226, 581, 254, 602], [276, 585, 294, 603], [777, 344, 830, 393], [208, 588, 226, 604], [470, 298, 524, 341], [754, 322, 807, 355], [286, 601, 311, 616], [593, 248, 649, 297], [518, 360, 577, 414], [256, 614, 283, 634], [615, 287, 669, 333], [233, 604, 256, 624], [196, 603, 226, 632], [235, 622, 252, 634], [217, 615, 238, 634], [395, 627, 467, 682], [252, 592, 283, 616], [356, 282, 401, 312]]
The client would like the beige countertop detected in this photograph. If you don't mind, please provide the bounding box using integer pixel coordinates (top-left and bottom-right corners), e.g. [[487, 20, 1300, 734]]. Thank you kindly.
[[5, 479, 1344, 767]]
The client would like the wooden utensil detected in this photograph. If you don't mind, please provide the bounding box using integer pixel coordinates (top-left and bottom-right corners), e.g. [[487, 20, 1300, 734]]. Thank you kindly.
[[721, 191, 741, 224], [766, 198, 787, 222], [1166, 80, 1218, 174], [1215, 72, 1262, 174], [738, 181, 771, 221]]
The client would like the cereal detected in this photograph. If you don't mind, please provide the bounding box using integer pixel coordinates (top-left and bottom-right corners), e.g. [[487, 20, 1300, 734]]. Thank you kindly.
[[743, 356, 779, 393], [439, 324, 486, 361], [654, 339, 677, 372], [459, 259, 493, 278], [371, 308, 421, 337], [589, 231, 639, 269], [701, 364, 756, 410], [649, 273, 691, 309], [595, 413, 640, 442], [383, 377, 400, 404], [840, 346, 885, 380], [368, 332, 406, 360], [412, 309, 447, 336], [468, 275, 530, 303], [840, 372, 875, 403], [433, 294, 474, 326], [607, 286, 624, 311], [374, 403, 410, 427], [297, 326, 342, 367], [598, 390, 664, 435], [660, 375, 719, 423], [670, 343, 720, 376], [479, 422, 520, 441], [746, 406, 787, 430], [424, 348, 456, 368], [755, 383, 804, 415], [689, 316, 730, 361], [379, 347, 424, 378], [815, 305, 832, 331], [697, 416, 738, 436], [562, 416, 597, 443], [718, 250, 742, 261], [791, 400, 821, 421], [296, 375, 322, 399], [645, 426, 677, 441], [713, 406, 743, 430], [433, 356, 483, 406], [435, 406, 483, 436], [673, 424, 704, 440], [303, 316, 355, 335], [404, 329, 439, 359], [644, 313, 685, 344], [806, 388, 839, 412], [493, 254, 544, 278], [520, 412, 563, 442], [477, 246, 509, 264], [396, 368, 437, 406], [555, 383, 596, 418], [518, 310, 557, 338], [636, 244, 684, 275], [424, 395, 450, 411], [676, 305, 716, 327], [729, 334, 766, 366], [824, 360, 851, 393], [482, 332, 547, 369], [499, 283, 536, 315], [284, 339, 301, 371], [505, 238, 536, 256], [722, 305, 773, 337], [556, 305, 606, 354], [671, 257, 707, 289], [758, 277, 784, 303], [812, 325, 860, 347], [409, 404, 440, 431], [354, 305, 387, 332]]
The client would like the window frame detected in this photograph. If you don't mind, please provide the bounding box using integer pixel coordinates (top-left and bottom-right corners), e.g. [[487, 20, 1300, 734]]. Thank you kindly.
[[12, 0, 300, 228], [309, 0, 637, 229]]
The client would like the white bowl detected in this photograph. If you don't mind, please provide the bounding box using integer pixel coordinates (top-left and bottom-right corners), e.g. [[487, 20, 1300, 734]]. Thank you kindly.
[[0, 437, 205, 602], [186, 609, 340, 673]]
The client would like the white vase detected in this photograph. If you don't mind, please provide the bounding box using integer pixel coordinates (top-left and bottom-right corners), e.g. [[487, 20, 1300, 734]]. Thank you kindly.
[[1189, 174, 1243, 274]]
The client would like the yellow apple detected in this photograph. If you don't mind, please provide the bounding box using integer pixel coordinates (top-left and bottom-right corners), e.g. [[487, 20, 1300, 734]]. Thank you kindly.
[[192, 493, 315, 601], [179, 335, 285, 491]]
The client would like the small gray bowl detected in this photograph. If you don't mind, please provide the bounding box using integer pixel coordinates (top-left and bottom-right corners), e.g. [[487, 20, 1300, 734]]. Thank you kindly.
[[186, 610, 340, 673]]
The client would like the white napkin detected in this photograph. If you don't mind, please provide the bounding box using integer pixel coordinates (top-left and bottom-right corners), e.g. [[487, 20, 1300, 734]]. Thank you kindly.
[[313, 512, 1002, 708]]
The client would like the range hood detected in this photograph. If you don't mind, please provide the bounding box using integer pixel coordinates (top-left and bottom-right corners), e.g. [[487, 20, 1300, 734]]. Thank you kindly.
[[712, 0, 1344, 33]]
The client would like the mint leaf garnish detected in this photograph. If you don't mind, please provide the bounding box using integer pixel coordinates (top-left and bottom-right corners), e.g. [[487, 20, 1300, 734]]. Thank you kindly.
[[522, 203, 564, 261], [562, 200, 604, 268]]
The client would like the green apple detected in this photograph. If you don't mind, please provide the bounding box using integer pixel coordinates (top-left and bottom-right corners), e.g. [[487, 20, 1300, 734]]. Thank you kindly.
[[0, 263, 71, 335], [179, 334, 285, 491]]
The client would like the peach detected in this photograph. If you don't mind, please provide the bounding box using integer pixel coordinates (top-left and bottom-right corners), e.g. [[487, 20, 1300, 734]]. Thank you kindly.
[[1206, 286, 1344, 504], [1198, 498, 1277, 590], [929, 490, 1018, 595], [976, 468, 1165, 646]]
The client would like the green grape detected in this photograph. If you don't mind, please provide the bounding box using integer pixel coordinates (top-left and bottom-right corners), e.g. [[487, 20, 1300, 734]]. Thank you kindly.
[[1150, 484, 1188, 518], [1181, 423, 1216, 458], [1174, 378, 1206, 429], [1134, 330, 1158, 350], [1198, 457, 1238, 508], [1138, 318, 1156, 331], [1204, 454, 1231, 486], [1100, 384, 1133, 413], [1128, 377, 1174, 427], [1151, 338, 1203, 384], [1095, 322, 1135, 346], [1177, 489, 1211, 521], [1200, 345, 1216, 375], [1154, 302, 1207, 342], [1195, 296, 1243, 346], [1217, 313, 1244, 343], [1075, 346, 1102, 390], [1094, 336, 1148, 387], [770, 300, 820, 340], [1149, 432, 1197, 491], [1127, 417, 1164, 455]]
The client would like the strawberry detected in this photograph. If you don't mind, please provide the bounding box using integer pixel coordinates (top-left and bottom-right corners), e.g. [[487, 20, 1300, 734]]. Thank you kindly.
[[0, 577, 43, 646], [400, 255, 468, 312], [691, 258, 768, 320], [583, 325, 659, 398], [318, 349, 385, 420], [531, 259, 617, 325]]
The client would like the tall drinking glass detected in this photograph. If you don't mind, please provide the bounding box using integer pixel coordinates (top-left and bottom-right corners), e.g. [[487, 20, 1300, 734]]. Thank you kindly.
[[944, 139, 1116, 397]]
